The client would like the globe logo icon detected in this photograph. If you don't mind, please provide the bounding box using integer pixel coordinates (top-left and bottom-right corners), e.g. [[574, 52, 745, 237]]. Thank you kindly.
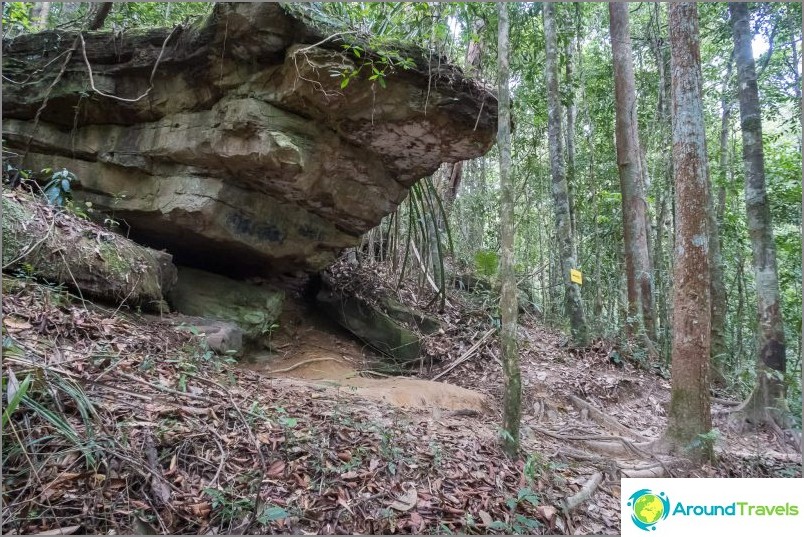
[[627, 489, 670, 531]]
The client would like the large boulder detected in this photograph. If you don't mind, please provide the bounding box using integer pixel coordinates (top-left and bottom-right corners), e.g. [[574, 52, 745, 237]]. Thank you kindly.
[[315, 275, 439, 368], [2, 3, 497, 277], [167, 267, 283, 348]]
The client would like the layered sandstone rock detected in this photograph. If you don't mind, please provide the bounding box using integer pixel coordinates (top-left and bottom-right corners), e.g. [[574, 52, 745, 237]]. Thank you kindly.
[[2, 3, 496, 276]]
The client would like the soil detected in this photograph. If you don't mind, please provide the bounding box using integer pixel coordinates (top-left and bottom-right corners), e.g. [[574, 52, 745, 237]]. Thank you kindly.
[[241, 302, 490, 413]]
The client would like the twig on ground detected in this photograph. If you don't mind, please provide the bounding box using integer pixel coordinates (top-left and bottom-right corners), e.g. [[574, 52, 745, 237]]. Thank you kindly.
[[432, 328, 495, 381]]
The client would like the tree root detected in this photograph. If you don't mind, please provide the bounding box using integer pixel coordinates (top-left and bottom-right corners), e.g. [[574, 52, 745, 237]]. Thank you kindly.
[[562, 472, 602, 512], [267, 357, 341, 375], [569, 395, 650, 442]]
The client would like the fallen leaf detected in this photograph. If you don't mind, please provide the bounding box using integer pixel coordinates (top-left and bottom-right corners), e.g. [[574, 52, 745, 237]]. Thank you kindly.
[[389, 486, 418, 512], [150, 477, 171, 505], [4, 317, 32, 331], [537, 505, 557, 523], [479, 510, 493, 527], [267, 460, 286, 478]]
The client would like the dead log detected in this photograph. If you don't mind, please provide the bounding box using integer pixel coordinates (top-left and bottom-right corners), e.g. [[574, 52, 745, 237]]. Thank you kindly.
[[2, 191, 176, 310]]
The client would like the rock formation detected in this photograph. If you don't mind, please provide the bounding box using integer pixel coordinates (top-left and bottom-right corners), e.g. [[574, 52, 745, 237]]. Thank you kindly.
[[2, 2, 497, 277]]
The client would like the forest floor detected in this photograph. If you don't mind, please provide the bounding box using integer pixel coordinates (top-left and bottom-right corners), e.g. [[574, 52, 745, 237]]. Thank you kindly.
[[2, 274, 801, 535]]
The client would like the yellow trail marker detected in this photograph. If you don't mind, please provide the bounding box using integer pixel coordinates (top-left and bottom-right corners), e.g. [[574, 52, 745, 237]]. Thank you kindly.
[[570, 269, 583, 285]]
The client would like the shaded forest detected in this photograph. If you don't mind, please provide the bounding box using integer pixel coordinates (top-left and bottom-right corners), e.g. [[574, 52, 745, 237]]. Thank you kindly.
[[1, 2, 802, 535]]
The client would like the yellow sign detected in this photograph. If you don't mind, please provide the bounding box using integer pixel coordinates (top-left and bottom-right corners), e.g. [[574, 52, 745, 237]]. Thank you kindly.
[[570, 269, 583, 285]]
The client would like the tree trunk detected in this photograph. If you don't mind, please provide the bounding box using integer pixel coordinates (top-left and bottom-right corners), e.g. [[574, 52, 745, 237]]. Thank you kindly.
[[730, 1, 788, 424], [88, 2, 113, 31], [710, 50, 735, 386], [497, 2, 521, 457], [609, 3, 657, 351], [665, 2, 712, 456], [442, 18, 486, 210], [30, 2, 51, 30], [545, 2, 588, 347], [564, 23, 578, 241]]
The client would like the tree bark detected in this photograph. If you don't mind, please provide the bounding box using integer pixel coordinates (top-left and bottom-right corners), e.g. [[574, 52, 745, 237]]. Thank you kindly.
[[30, 2, 51, 31], [609, 3, 657, 350], [443, 18, 486, 209], [665, 2, 713, 455], [710, 50, 735, 386], [730, 2, 788, 424], [545, 2, 588, 347], [497, 2, 521, 457], [564, 20, 578, 241], [88, 2, 113, 31]]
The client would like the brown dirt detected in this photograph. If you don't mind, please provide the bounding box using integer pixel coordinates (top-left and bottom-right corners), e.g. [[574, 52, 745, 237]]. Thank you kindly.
[[241, 308, 490, 413]]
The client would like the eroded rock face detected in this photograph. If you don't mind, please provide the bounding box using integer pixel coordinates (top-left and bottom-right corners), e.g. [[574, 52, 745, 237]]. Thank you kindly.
[[167, 267, 284, 349], [2, 3, 496, 276]]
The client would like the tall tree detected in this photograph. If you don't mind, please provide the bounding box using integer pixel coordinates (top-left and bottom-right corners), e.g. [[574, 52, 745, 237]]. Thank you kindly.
[[710, 49, 735, 386], [497, 1, 520, 457], [665, 2, 713, 454], [545, 2, 588, 347], [88, 2, 113, 30], [30, 2, 50, 30], [442, 17, 485, 209], [609, 2, 657, 351], [730, 2, 788, 425]]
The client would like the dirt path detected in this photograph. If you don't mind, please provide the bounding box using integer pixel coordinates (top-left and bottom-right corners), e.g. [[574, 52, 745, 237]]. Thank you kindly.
[[240, 306, 490, 413], [240, 304, 801, 535]]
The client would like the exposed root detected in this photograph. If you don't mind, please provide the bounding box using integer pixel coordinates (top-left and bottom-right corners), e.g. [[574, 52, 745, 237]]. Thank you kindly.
[[569, 395, 650, 442], [562, 472, 603, 512], [266, 357, 341, 375]]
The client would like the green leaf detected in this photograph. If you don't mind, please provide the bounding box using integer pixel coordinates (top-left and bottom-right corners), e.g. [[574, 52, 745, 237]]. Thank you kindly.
[[378, 77, 387, 89], [340, 78, 350, 89], [2, 372, 32, 429], [258, 506, 289, 523]]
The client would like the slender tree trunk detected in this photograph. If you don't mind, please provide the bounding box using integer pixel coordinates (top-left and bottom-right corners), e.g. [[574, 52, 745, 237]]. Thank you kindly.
[[730, 2, 788, 424], [442, 18, 485, 211], [497, 2, 521, 457], [649, 2, 673, 356], [545, 2, 588, 347], [565, 25, 578, 241], [710, 50, 735, 386], [30, 2, 51, 30], [665, 2, 712, 456], [609, 3, 657, 353], [88, 2, 113, 31]]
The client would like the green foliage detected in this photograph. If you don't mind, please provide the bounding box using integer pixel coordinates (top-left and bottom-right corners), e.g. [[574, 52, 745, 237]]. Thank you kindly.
[[474, 249, 499, 278], [257, 505, 289, 524], [2, 370, 32, 429], [42, 168, 75, 206], [202, 487, 254, 525], [2, 2, 34, 36], [102, 2, 212, 30], [2, 364, 100, 469]]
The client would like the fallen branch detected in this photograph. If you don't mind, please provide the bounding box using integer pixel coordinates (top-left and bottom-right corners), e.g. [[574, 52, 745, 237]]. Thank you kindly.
[[561, 472, 602, 512], [432, 328, 495, 381]]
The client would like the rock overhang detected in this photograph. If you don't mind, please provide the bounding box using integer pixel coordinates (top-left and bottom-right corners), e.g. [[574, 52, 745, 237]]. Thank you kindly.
[[2, 2, 497, 277]]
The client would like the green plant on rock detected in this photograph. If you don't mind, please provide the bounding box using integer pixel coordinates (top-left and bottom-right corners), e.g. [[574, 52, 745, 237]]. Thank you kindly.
[[42, 168, 76, 207]]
